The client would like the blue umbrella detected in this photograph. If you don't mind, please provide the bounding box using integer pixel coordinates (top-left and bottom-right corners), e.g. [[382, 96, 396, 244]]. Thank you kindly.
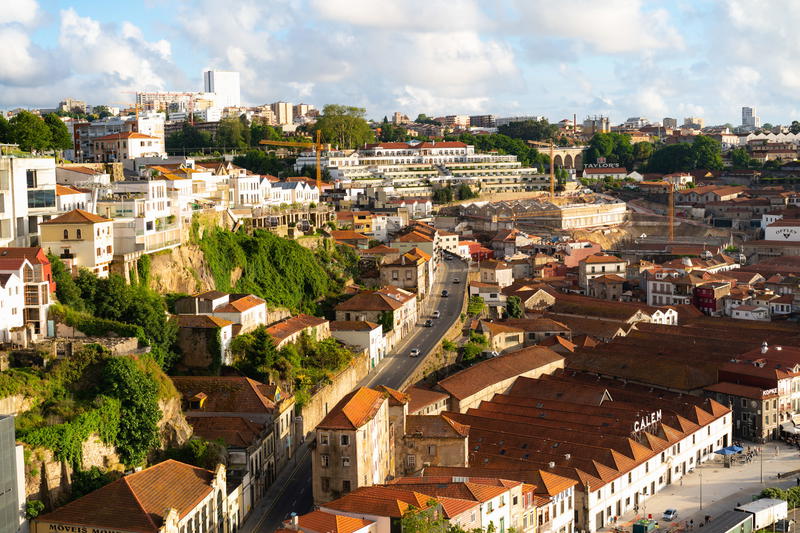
[[729, 445, 744, 453], [714, 447, 735, 455]]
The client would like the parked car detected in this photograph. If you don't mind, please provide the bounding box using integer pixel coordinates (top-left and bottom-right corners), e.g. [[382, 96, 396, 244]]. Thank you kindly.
[[481, 350, 500, 358], [423, 319, 433, 327], [441, 289, 449, 297], [432, 310, 441, 319], [452, 278, 460, 284], [662, 509, 678, 521], [775, 519, 795, 533], [410, 348, 420, 357]]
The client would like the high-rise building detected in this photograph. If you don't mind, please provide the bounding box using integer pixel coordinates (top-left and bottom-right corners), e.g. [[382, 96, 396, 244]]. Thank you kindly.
[[662, 117, 678, 129], [203, 70, 241, 108], [293, 103, 314, 117], [270, 101, 293, 125], [0, 415, 23, 533], [683, 116, 705, 130], [469, 114, 496, 128], [742, 106, 760, 130]]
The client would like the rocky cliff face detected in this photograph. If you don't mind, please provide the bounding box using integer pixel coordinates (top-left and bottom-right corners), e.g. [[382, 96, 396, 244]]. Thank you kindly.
[[148, 244, 216, 295], [22, 397, 192, 508]]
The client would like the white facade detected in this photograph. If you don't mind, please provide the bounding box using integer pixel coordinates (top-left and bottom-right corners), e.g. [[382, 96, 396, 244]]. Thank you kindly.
[[0, 271, 24, 342], [584, 411, 732, 532], [271, 181, 319, 205], [204, 70, 241, 108], [330, 323, 386, 369], [765, 221, 800, 242], [56, 187, 91, 213], [0, 156, 58, 247]]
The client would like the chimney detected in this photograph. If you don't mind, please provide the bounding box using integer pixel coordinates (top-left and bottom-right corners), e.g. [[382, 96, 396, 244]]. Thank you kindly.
[[548, 461, 555, 468], [564, 453, 571, 460]]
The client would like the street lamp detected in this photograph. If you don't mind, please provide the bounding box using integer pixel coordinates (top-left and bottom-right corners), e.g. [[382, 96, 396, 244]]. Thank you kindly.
[[700, 468, 703, 510]]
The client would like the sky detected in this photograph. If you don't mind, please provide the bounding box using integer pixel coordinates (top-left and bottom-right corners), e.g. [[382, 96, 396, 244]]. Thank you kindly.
[[2, 0, 800, 125]]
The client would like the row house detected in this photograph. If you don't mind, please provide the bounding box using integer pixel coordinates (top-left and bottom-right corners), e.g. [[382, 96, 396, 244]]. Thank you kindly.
[[335, 286, 417, 351], [577, 253, 626, 290], [677, 185, 745, 204], [330, 321, 386, 369], [92, 132, 165, 162], [175, 290, 268, 334], [0, 247, 53, 337], [379, 247, 433, 298], [479, 259, 514, 288], [264, 314, 331, 349]]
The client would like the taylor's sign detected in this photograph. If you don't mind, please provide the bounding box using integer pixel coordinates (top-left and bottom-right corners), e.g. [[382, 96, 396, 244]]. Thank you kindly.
[[775, 228, 798, 240], [633, 410, 662, 433], [584, 163, 621, 169]]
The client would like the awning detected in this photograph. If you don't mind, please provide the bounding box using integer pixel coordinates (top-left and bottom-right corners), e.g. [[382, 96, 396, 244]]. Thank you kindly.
[[729, 445, 744, 452], [781, 422, 800, 434], [714, 447, 736, 456]]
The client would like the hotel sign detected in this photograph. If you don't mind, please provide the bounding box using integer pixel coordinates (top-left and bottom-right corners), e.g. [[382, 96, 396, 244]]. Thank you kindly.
[[633, 410, 662, 433]]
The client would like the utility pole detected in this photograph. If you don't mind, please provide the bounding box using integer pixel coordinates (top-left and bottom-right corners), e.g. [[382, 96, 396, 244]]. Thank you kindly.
[[700, 468, 703, 510]]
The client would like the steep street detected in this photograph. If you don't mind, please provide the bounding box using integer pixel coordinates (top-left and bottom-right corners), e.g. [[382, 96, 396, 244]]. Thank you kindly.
[[244, 257, 469, 531]]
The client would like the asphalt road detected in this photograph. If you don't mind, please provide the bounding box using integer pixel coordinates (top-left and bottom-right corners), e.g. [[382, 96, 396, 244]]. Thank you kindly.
[[361, 257, 468, 390], [256, 257, 468, 531]]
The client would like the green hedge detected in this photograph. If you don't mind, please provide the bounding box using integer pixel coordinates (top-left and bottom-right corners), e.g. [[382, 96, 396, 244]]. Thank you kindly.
[[49, 304, 147, 344]]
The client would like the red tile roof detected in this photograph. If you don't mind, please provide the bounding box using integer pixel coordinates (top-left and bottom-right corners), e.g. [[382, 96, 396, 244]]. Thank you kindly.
[[330, 320, 380, 331], [187, 415, 266, 447], [177, 315, 233, 329], [172, 376, 278, 413], [215, 294, 265, 313], [265, 314, 328, 342], [36, 460, 215, 532], [94, 131, 157, 141], [297, 510, 374, 533], [317, 387, 386, 430], [40, 208, 112, 225]]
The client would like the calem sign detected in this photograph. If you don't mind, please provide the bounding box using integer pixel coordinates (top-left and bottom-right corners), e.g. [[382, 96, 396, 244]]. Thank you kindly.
[[633, 410, 662, 434]]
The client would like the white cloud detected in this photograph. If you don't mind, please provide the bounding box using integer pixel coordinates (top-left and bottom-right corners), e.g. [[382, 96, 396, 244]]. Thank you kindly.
[[0, 0, 39, 26], [0, 27, 49, 85], [310, 0, 485, 32], [394, 86, 490, 115], [514, 0, 683, 54]]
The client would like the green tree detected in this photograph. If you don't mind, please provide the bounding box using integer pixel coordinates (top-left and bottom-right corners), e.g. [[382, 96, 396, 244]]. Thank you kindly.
[[250, 121, 282, 146], [230, 326, 281, 382], [102, 357, 161, 465], [25, 500, 45, 520], [633, 141, 654, 163], [44, 113, 72, 151], [92, 106, 112, 119], [312, 105, 375, 149], [586, 133, 634, 169], [9, 111, 52, 152], [232, 149, 291, 176], [790, 121, 800, 134], [762, 123, 774, 131], [646, 143, 695, 173], [378, 310, 395, 332], [730, 147, 752, 168], [49, 255, 85, 310], [432, 187, 454, 204], [506, 296, 524, 318], [71, 467, 113, 499], [216, 117, 248, 149], [415, 114, 441, 125], [497, 119, 559, 141], [690, 135, 723, 170], [166, 123, 213, 153], [0, 114, 10, 143], [165, 438, 226, 470], [456, 184, 478, 200]]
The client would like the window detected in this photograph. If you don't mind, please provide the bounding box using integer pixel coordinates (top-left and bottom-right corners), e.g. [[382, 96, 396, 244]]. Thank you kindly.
[[513, 495, 518, 505], [342, 456, 350, 467], [76, 229, 82, 239], [320, 454, 329, 467], [340, 435, 350, 446], [27, 190, 55, 209], [406, 454, 416, 467], [63, 229, 69, 239], [342, 480, 351, 493], [320, 433, 329, 445], [26, 169, 37, 188], [427, 445, 437, 455]]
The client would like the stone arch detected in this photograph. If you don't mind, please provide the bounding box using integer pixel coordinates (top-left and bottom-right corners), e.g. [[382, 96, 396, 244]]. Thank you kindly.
[[564, 154, 574, 169], [553, 154, 563, 168], [574, 153, 584, 169]]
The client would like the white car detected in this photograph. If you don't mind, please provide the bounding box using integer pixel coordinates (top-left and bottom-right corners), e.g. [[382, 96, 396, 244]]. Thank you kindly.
[[662, 509, 678, 522], [409, 348, 420, 357], [432, 310, 441, 319]]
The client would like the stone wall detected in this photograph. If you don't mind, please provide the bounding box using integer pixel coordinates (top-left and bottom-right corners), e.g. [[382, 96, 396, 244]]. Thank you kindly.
[[0, 394, 34, 416], [299, 353, 371, 439]]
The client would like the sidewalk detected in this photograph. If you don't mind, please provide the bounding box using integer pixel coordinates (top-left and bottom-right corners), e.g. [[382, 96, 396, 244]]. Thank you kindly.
[[605, 441, 800, 532], [238, 441, 311, 533]]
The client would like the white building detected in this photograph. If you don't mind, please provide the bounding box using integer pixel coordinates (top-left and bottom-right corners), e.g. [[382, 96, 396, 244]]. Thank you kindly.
[[55, 184, 91, 213], [203, 70, 241, 108], [270, 102, 293, 125], [0, 269, 23, 342], [0, 156, 58, 247], [330, 320, 386, 369], [271, 181, 319, 205], [765, 219, 800, 241]]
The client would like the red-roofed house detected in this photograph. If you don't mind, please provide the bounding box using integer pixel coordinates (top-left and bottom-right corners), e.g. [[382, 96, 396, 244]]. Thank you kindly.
[[92, 131, 165, 162], [578, 253, 626, 290], [330, 320, 385, 368], [265, 314, 330, 348], [0, 247, 54, 336], [40, 209, 115, 278], [313, 387, 392, 504]]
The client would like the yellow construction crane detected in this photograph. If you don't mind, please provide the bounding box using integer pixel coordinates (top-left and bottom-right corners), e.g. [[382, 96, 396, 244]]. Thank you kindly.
[[259, 130, 325, 190]]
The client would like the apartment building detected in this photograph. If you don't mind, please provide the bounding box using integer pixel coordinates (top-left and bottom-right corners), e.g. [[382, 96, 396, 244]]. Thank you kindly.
[[72, 112, 165, 162], [313, 387, 391, 504], [379, 247, 433, 298], [0, 156, 58, 248], [330, 321, 386, 369], [175, 291, 268, 334], [0, 247, 53, 337], [92, 132, 165, 162], [578, 253, 626, 289], [39, 209, 114, 278]]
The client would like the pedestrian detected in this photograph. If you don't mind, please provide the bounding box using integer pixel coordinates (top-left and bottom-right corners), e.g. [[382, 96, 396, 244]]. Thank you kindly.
[[690, 519, 694, 529], [796, 477, 799, 487]]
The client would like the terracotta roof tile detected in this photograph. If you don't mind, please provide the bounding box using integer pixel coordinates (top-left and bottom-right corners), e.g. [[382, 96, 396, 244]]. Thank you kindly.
[[317, 387, 386, 430], [36, 460, 214, 531], [187, 415, 265, 447], [405, 414, 470, 438], [172, 376, 277, 413], [405, 386, 450, 414], [265, 314, 328, 342], [215, 295, 265, 313], [40, 208, 112, 225], [296, 510, 374, 533], [177, 315, 233, 329]]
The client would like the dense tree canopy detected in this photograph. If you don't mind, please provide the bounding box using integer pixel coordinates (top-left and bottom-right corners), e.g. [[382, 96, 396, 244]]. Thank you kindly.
[[311, 105, 375, 149], [497, 119, 559, 141], [9, 111, 52, 152], [646, 135, 723, 173], [585, 132, 635, 169], [44, 113, 73, 151]]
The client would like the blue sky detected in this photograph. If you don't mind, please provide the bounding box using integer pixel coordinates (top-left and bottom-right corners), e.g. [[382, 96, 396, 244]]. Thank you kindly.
[[3, 0, 800, 126]]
